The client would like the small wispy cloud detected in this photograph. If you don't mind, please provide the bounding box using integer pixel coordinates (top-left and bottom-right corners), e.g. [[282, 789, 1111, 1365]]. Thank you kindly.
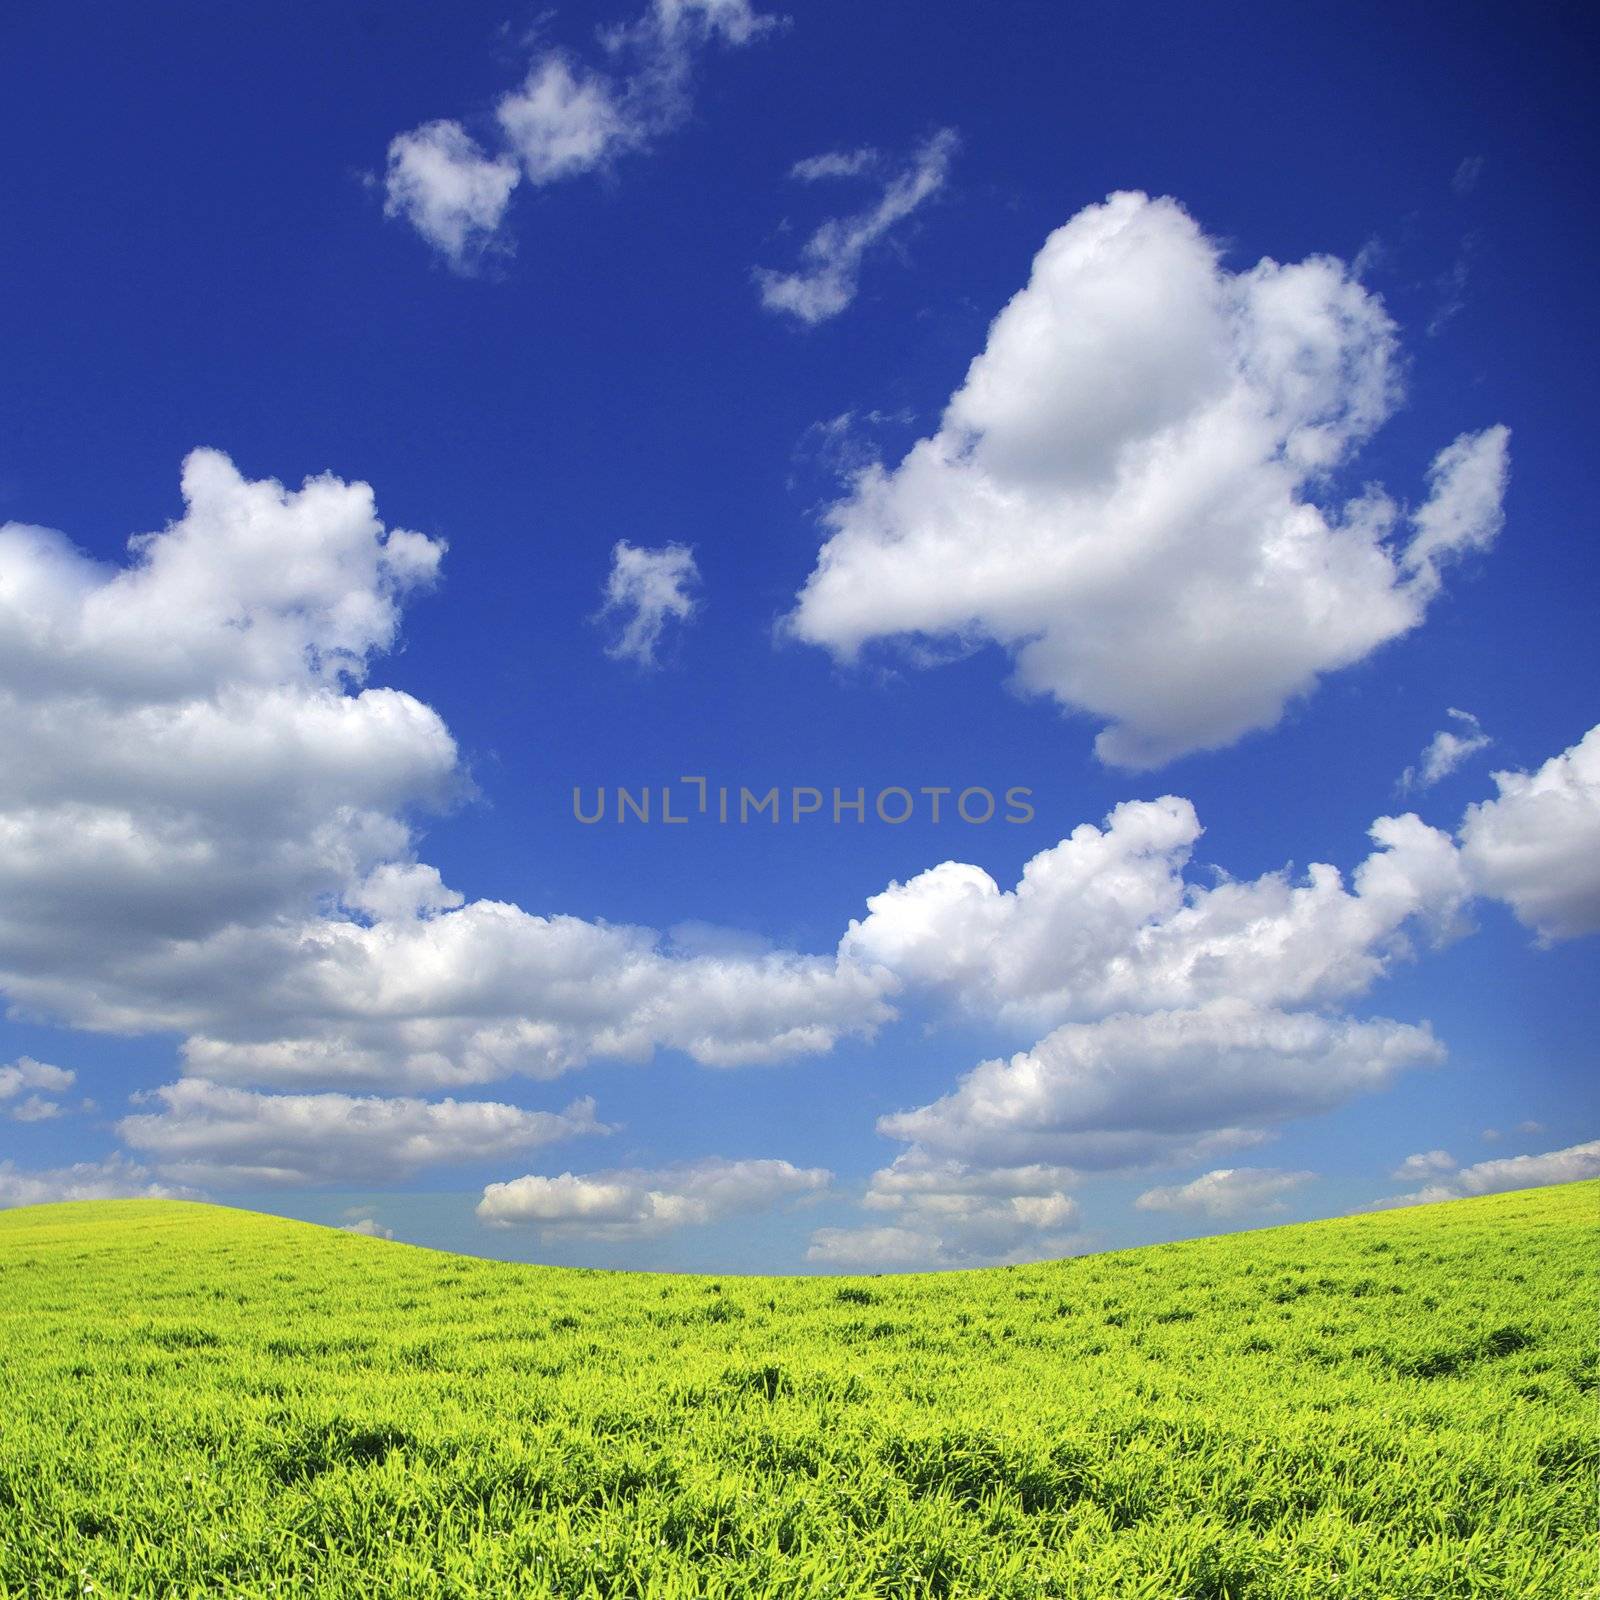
[[1427, 233, 1481, 337], [1399, 708, 1491, 791], [383, 0, 780, 270], [595, 540, 702, 667], [790, 147, 879, 182], [790, 406, 916, 485], [1452, 155, 1484, 196], [756, 128, 958, 324]]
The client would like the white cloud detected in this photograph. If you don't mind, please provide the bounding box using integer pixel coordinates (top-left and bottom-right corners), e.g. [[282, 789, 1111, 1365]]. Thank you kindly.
[[1, 1056, 75, 1122], [608, 0, 779, 61], [478, 1155, 829, 1239], [808, 1149, 1084, 1269], [0, 1156, 190, 1209], [0, 450, 895, 1091], [878, 1000, 1443, 1174], [756, 129, 958, 324], [496, 57, 632, 183], [10, 1096, 64, 1123], [340, 1215, 396, 1239], [805, 1225, 946, 1269], [841, 796, 1470, 1032], [1400, 708, 1491, 791], [812, 999, 1437, 1266], [1450, 1140, 1600, 1193], [1426, 245, 1474, 339], [382, 121, 521, 271], [0, 448, 451, 1023], [791, 409, 919, 491], [167, 908, 894, 1089], [1135, 1166, 1315, 1219], [343, 861, 464, 924], [1365, 1138, 1600, 1209], [0, 1058, 76, 1094], [1391, 1149, 1457, 1181], [790, 147, 879, 182], [116, 1079, 606, 1188], [818, 776, 1499, 1267], [3, 445, 1589, 1231], [0, 447, 446, 694], [1405, 427, 1509, 585], [1458, 724, 1600, 940], [786, 191, 1510, 767], [387, 0, 777, 262], [595, 540, 700, 666]]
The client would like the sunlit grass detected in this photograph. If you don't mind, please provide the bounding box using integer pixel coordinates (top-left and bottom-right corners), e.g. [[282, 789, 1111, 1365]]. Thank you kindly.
[[0, 1181, 1594, 1597]]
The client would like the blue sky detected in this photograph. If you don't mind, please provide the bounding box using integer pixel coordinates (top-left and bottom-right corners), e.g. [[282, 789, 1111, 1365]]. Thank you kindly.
[[0, 0, 1595, 1269]]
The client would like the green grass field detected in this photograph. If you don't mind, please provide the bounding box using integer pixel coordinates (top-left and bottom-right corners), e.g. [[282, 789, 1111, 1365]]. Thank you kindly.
[[0, 1183, 1593, 1599]]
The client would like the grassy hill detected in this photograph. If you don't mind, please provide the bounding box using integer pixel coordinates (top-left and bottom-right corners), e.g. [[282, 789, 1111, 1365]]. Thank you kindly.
[[0, 1183, 1593, 1599]]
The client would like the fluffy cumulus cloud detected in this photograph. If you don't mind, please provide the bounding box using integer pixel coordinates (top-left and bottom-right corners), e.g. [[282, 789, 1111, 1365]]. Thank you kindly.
[[1458, 725, 1600, 941], [595, 540, 701, 666], [809, 1002, 1439, 1268], [786, 191, 1510, 767], [496, 57, 631, 185], [841, 726, 1600, 1039], [1365, 1138, 1600, 1209], [0, 448, 453, 1016], [841, 797, 1471, 1033], [0, 1056, 75, 1122], [116, 1080, 607, 1187], [0, 450, 894, 1092], [0, 1156, 189, 1209], [1134, 1166, 1316, 1219], [1401, 708, 1492, 792], [478, 1155, 829, 1239], [756, 129, 959, 324], [812, 724, 1600, 1266], [809, 1149, 1084, 1269], [386, 0, 777, 267], [382, 122, 520, 270], [1391, 1148, 1457, 1181], [876, 1001, 1443, 1175], [172, 910, 894, 1089]]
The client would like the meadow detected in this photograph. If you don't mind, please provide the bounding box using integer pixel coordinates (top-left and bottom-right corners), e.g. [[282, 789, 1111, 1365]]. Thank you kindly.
[[0, 1182, 1593, 1599]]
